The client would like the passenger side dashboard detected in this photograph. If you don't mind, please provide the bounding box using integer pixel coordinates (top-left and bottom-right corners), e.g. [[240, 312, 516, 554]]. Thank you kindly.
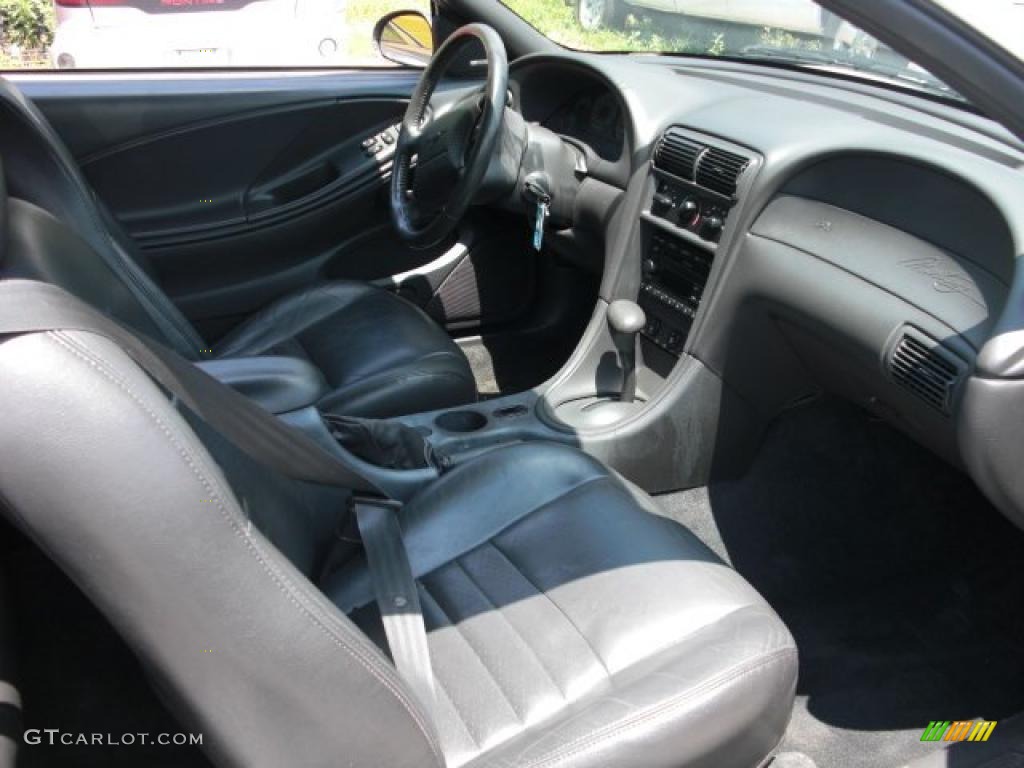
[[508, 52, 1024, 529], [694, 148, 1019, 511]]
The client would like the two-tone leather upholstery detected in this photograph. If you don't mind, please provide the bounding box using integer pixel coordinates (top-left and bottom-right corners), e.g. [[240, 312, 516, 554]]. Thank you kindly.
[[0, 323, 797, 768], [0, 77, 477, 418], [331, 444, 799, 768]]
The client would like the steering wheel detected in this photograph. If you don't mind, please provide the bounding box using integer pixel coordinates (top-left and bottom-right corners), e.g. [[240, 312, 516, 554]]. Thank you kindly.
[[390, 24, 508, 248]]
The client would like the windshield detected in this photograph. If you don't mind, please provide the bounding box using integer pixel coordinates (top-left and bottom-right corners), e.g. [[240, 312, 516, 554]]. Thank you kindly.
[[500, 0, 976, 101]]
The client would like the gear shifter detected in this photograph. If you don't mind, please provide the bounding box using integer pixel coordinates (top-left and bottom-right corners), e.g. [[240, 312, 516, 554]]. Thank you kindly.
[[607, 300, 646, 403]]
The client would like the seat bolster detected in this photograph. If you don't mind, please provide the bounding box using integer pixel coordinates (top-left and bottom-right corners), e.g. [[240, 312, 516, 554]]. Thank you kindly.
[[467, 605, 797, 768]]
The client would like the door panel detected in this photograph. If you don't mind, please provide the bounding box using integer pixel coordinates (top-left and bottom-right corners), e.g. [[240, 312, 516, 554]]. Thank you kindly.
[[15, 72, 535, 341], [78, 97, 402, 240], [13, 73, 446, 337]]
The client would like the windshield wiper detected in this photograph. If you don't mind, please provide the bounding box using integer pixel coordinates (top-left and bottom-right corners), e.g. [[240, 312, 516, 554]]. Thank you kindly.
[[736, 44, 959, 99]]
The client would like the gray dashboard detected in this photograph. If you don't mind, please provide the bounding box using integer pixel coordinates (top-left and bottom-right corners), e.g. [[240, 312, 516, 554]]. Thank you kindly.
[[510, 51, 1024, 528]]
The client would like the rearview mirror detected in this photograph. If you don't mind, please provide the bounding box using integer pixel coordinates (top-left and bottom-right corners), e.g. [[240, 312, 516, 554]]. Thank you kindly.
[[373, 10, 434, 68]]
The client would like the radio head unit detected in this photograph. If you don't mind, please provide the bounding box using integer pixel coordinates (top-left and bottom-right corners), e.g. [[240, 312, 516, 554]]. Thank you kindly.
[[639, 230, 715, 356]]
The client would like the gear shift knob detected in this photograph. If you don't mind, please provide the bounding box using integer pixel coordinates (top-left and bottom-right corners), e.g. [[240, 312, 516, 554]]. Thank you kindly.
[[608, 300, 646, 336], [607, 300, 645, 404]]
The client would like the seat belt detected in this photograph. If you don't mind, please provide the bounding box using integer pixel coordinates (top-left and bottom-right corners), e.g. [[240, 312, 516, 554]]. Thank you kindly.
[[353, 498, 437, 720], [0, 279, 439, 723]]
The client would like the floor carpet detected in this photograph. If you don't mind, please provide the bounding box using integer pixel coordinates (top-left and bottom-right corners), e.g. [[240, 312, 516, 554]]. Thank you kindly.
[[657, 398, 1024, 768]]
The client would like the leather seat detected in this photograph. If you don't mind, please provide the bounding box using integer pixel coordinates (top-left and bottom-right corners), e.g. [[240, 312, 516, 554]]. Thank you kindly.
[[330, 443, 799, 768], [213, 281, 476, 417], [0, 323, 798, 768], [0, 77, 477, 418]]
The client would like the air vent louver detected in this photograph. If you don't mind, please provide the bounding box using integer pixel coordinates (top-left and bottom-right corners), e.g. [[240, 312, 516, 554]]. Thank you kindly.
[[695, 147, 750, 197], [889, 332, 961, 414], [653, 129, 704, 181]]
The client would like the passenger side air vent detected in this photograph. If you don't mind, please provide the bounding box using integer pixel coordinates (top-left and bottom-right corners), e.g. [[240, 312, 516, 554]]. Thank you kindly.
[[653, 129, 704, 181], [695, 147, 750, 197], [888, 330, 962, 415]]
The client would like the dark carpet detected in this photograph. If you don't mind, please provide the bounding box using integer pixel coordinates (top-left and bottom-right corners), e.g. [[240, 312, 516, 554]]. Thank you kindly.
[[657, 398, 1024, 768]]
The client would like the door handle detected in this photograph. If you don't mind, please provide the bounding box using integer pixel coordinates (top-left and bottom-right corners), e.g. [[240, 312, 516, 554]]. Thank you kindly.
[[247, 162, 341, 213]]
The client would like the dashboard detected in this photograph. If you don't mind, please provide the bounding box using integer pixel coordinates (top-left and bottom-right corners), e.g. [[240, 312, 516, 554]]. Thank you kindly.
[[509, 52, 1024, 529]]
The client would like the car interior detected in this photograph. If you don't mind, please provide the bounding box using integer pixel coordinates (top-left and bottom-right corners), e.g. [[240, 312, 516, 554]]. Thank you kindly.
[[1, 1, 1024, 767]]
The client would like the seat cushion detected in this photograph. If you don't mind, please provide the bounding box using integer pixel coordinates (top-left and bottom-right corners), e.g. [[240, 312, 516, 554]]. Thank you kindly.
[[325, 443, 798, 768], [215, 281, 477, 418]]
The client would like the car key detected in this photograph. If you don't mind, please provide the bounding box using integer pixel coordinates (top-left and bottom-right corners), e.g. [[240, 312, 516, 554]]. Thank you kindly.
[[523, 176, 552, 252], [533, 197, 549, 251]]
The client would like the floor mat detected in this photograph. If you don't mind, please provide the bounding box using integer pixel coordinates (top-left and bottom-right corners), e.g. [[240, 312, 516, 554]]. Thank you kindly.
[[656, 398, 1024, 768]]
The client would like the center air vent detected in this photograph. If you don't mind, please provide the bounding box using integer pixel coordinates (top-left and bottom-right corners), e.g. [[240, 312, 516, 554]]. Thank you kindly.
[[653, 128, 751, 197], [653, 128, 704, 181], [888, 330, 963, 415], [696, 147, 750, 197]]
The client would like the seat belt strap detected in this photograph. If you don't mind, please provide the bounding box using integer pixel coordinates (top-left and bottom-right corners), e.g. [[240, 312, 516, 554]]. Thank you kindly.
[[0, 279, 439, 732], [353, 498, 437, 721]]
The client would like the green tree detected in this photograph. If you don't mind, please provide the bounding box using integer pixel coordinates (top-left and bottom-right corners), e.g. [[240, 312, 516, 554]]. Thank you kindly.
[[0, 0, 55, 51]]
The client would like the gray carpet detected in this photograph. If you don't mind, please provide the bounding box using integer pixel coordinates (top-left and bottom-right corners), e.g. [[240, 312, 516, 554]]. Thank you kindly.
[[656, 398, 1024, 768]]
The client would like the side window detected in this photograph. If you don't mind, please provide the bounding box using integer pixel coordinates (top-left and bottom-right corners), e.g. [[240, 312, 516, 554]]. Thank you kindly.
[[0, 0, 428, 69]]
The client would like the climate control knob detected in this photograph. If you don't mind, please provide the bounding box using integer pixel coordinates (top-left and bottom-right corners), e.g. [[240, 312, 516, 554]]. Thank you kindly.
[[702, 215, 724, 239], [676, 197, 700, 227]]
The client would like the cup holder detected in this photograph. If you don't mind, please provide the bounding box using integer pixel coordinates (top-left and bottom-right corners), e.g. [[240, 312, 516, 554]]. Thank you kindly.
[[435, 409, 487, 433]]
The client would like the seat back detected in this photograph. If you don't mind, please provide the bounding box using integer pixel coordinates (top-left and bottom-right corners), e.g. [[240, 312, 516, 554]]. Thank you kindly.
[[0, 324, 443, 768], [0, 77, 204, 358]]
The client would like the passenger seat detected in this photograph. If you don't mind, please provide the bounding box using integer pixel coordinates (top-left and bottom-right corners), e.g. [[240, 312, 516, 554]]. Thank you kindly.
[[0, 311, 798, 767]]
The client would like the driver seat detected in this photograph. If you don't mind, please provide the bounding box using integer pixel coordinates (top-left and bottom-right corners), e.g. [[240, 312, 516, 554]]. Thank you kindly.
[[0, 77, 477, 418]]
